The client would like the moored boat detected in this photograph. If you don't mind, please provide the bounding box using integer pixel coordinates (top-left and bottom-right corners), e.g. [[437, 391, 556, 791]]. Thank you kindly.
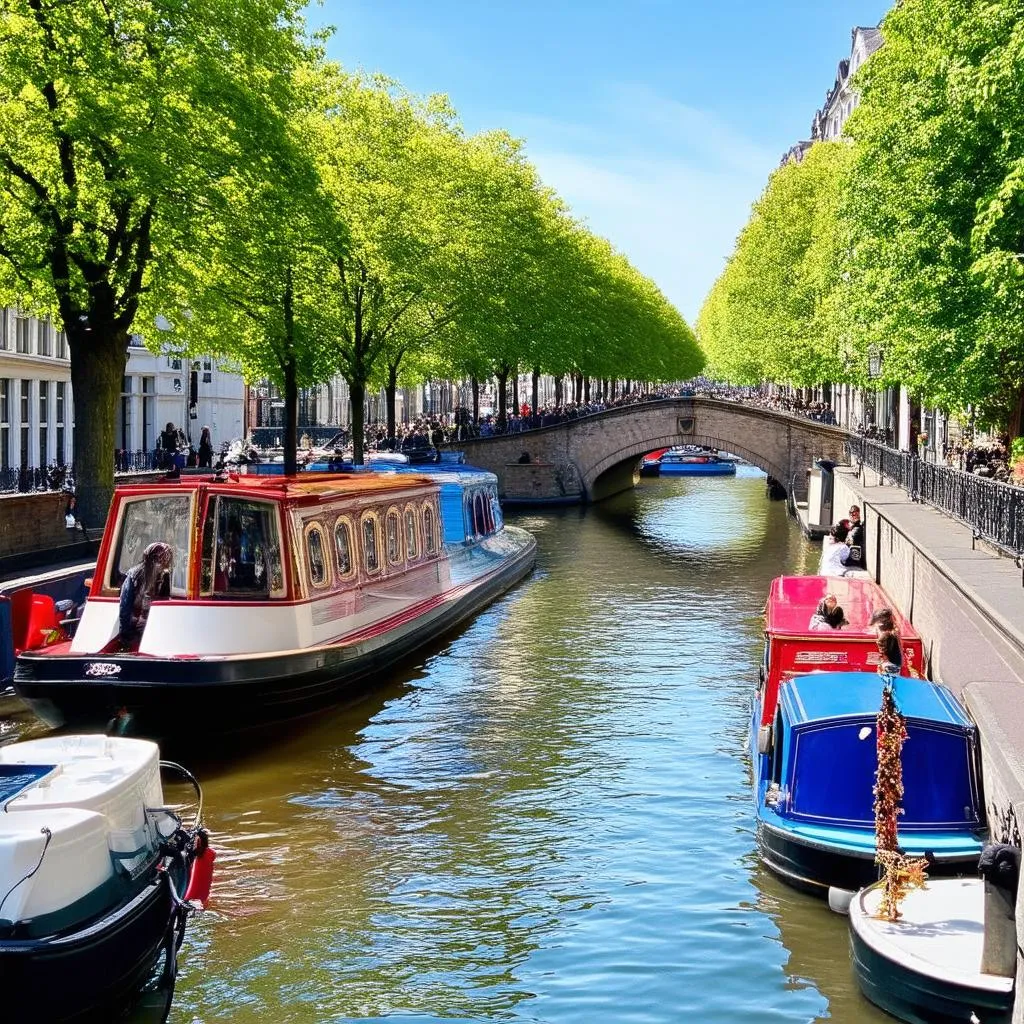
[[13, 470, 536, 736], [752, 671, 985, 896], [849, 877, 1013, 1024], [639, 448, 670, 477], [657, 446, 737, 476], [0, 734, 210, 1023]]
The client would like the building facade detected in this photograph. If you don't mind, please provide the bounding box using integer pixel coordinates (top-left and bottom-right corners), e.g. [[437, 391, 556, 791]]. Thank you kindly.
[[0, 308, 244, 471]]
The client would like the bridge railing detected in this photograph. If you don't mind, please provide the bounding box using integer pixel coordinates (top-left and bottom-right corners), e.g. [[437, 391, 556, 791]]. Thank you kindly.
[[846, 435, 1024, 556]]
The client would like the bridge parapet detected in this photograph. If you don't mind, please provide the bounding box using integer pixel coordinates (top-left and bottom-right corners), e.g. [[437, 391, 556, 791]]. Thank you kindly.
[[456, 398, 848, 504]]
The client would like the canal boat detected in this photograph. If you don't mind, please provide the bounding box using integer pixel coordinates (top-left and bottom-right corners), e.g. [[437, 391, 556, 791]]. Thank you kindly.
[[639, 448, 670, 477], [756, 575, 923, 743], [657, 446, 737, 476], [849, 877, 1013, 1024], [752, 671, 985, 897], [12, 471, 536, 736], [0, 734, 210, 1023]]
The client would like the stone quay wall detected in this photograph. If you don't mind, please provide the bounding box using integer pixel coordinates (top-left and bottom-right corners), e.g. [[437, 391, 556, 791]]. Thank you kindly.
[[831, 464, 1024, 1020]]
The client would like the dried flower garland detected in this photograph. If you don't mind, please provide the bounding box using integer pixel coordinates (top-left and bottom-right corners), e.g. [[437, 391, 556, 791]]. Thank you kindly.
[[873, 678, 928, 920]]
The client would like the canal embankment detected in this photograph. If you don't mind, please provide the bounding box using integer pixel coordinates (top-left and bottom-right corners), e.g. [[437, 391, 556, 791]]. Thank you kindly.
[[824, 463, 1024, 1021]]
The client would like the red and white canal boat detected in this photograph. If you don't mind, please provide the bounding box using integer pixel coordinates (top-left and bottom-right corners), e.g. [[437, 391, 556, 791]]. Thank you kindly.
[[12, 471, 536, 736]]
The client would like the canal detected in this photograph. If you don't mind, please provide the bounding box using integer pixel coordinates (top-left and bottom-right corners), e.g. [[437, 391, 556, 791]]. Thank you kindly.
[[3, 467, 893, 1022]]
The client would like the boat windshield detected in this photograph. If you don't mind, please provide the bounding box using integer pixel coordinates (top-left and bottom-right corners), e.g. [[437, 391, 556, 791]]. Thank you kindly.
[[200, 496, 284, 599], [107, 493, 193, 596]]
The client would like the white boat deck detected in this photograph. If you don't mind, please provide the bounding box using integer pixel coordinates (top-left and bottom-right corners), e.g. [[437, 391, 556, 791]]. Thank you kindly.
[[851, 879, 1014, 995]]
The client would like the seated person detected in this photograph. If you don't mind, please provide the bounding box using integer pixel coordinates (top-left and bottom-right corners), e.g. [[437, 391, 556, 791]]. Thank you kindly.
[[808, 593, 846, 630], [817, 522, 851, 577], [119, 542, 173, 646]]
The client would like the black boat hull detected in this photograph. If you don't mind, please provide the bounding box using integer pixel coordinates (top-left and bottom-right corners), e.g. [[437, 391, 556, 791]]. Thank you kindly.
[[757, 821, 980, 896], [14, 539, 535, 737], [0, 874, 179, 1024], [849, 918, 1012, 1023]]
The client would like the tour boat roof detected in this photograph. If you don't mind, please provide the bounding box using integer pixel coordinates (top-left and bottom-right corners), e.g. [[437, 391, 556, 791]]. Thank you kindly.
[[780, 672, 972, 729], [118, 471, 438, 503], [765, 575, 917, 639]]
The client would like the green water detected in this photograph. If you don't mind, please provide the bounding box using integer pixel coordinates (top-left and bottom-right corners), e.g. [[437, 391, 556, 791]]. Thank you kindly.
[[2, 467, 892, 1022]]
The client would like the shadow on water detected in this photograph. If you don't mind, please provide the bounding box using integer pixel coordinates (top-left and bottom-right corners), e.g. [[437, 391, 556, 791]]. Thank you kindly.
[[1, 472, 881, 1023]]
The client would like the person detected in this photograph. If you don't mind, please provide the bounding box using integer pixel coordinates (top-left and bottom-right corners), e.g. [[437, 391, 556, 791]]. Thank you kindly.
[[64, 493, 79, 530], [844, 505, 866, 570], [517, 451, 532, 464], [818, 522, 851, 577], [198, 426, 214, 468], [157, 421, 178, 469], [809, 593, 846, 630], [870, 607, 902, 674], [119, 542, 173, 646]]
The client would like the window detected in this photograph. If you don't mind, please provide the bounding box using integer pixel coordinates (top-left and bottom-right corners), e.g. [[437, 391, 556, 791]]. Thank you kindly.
[[305, 524, 329, 589], [141, 376, 154, 451], [362, 514, 380, 574], [167, 356, 182, 370], [202, 357, 213, 384], [424, 503, 438, 555], [385, 509, 402, 566], [19, 380, 29, 469], [38, 382, 48, 467], [15, 317, 29, 354], [55, 381, 65, 466], [474, 493, 488, 535], [107, 493, 193, 596], [334, 517, 354, 578], [200, 497, 283, 598], [55, 330, 67, 359], [0, 380, 8, 470], [0, 315, 8, 351], [37, 321, 50, 357], [405, 506, 419, 560]]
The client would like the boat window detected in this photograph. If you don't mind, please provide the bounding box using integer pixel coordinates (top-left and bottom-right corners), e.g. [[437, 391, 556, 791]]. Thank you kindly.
[[464, 493, 476, 537], [424, 503, 438, 555], [386, 509, 402, 566], [362, 514, 380, 574], [475, 493, 488, 535], [334, 517, 355, 580], [201, 497, 284, 598], [305, 524, 330, 589], [489, 486, 503, 532], [405, 506, 419, 560], [108, 493, 192, 596], [771, 709, 784, 785]]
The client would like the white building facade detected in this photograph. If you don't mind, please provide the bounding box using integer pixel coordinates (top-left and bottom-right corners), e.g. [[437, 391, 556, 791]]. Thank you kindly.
[[0, 308, 244, 470]]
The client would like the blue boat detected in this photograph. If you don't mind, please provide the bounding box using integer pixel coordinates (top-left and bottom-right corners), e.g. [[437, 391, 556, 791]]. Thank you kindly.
[[657, 448, 737, 476], [751, 671, 985, 897]]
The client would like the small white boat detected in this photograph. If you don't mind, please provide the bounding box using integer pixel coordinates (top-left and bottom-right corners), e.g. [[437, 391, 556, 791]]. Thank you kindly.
[[0, 735, 210, 1023], [849, 878, 1014, 1023]]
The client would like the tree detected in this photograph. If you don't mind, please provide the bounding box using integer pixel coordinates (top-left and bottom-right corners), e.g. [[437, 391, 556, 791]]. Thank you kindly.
[[0, 0, 312, 522]]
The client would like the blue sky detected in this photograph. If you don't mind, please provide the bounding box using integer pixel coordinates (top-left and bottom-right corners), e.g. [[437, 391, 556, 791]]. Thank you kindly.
[[311, 1, 890, 323]]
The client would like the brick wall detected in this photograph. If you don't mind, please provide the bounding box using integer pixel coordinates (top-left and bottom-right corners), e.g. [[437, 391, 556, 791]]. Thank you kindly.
[[0, 492, 78, 558]]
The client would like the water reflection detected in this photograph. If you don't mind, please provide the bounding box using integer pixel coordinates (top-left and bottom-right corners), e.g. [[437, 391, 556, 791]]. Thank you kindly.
[[1, 469, 877, 1022]]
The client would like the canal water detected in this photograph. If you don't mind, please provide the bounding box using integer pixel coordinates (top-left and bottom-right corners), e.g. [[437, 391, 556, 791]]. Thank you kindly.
[[1, 467, 893, 1022]]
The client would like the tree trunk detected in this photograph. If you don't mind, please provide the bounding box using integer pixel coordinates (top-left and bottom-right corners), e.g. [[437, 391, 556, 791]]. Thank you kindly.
[[1008, 385, 1024, 442], [351, 380, 366, 464], [471, 376, 480, 425], [584, 377, 591, 403], [386, 362, 400, 448], [496, 364, 509, 426], [282, 269, 298, 477], [69, 328, 127, 531], [574, 373, 583, 404], [512, 365, 519, 417], [554, 375, 564, 406], [531, 366, 540, 416]]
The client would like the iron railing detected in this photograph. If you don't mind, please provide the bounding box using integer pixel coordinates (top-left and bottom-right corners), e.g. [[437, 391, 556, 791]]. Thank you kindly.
[[846, 435, 1024, 555]]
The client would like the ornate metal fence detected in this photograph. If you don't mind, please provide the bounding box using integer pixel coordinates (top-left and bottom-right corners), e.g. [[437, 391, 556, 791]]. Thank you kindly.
[[846, 435, 1024, 555]]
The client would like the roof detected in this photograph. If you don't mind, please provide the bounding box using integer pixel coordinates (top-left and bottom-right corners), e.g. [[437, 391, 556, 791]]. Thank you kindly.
[[764, 575, 918, 640], [117, 471, 438, 502], [781, 672, 972, 729]]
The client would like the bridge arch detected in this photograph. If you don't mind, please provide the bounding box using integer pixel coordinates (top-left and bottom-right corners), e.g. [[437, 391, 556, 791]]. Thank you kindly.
[[457, 398, 848, 505]]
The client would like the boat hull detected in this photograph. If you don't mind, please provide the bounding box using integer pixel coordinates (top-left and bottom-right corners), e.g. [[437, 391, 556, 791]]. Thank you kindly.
[[14, 532, 536, 737], [756, 820, 981, 896], [849, 893, 1012, 1024], [0, 873, 180, 1024], [658, 461, 736, 476]]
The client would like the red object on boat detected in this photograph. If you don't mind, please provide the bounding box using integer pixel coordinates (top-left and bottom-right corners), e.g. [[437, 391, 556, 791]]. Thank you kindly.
[[184, 841, 216, 907], [642, 448, 669, 464], [759, 575, 923, 727]]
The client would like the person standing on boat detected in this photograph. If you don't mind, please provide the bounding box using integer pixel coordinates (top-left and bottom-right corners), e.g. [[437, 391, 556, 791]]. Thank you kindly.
[[119, 542, 173, 646], [818, 522, 851, 577]]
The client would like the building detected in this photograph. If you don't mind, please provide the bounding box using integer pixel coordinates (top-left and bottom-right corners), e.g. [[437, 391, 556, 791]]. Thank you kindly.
[[0, 308, 244, 471], [780, 25, 883, 166]]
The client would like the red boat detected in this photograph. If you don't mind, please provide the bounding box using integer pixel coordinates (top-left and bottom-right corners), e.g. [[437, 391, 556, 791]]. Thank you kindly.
[[757, 575, 923, 734]]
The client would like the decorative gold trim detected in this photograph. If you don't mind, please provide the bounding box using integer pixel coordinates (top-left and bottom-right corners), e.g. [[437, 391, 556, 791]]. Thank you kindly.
[[302, 520, 333, 590], [332, 514, 357, 582], [360, 510, 382, 576], [384, 505, 404, 567]]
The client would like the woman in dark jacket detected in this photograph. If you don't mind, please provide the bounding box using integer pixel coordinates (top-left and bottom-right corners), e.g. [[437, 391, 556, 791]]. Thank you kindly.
[[198, 425, 214, 468]]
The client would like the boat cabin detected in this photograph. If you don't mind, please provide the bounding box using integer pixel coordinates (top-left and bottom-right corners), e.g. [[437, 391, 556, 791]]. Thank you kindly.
[[765, 672, 982, 833], [759, 575, 923, 727], [71, 472, 445, 657]]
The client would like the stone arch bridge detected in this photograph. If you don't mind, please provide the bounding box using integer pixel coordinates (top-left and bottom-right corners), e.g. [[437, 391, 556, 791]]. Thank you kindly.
[[456, 398, 849, 504]]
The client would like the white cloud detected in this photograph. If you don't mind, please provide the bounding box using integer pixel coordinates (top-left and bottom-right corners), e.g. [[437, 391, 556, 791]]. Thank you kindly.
[[501, 85, 779, 324]]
